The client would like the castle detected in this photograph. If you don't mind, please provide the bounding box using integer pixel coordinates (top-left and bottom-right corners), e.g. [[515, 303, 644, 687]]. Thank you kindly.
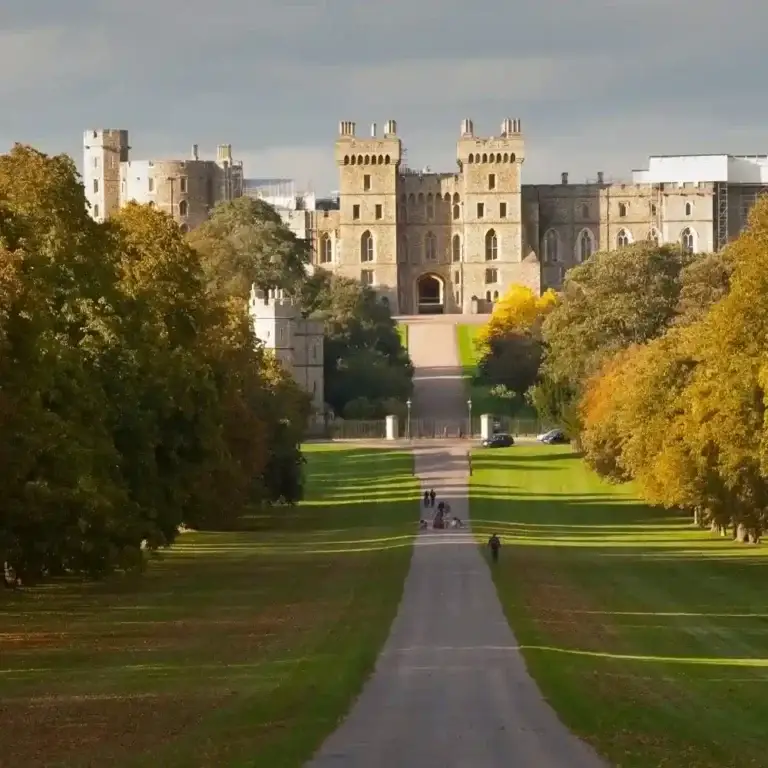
[[82, 130, 243, 230], [85, 123, 768, 316], [248, 287, 324, 415]]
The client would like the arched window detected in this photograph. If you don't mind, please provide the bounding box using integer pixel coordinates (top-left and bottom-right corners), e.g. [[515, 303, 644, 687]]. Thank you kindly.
[[452, 234, 461, 262], [425, 231, 437, 261], [581, 203, 589, 219], [485, 229, 498, 261], [426, 193, 434, 219], [685, 201, 693, 216], [361, 230, 374, 262], [453, 204, 460, 220], [647, 228, 660, 246], [178, 200, 188, 217], [577, 229, 594, 262], [617, 229, 631, 247], [320, 234, 333, 263], [681, 227, 695, 253], [543, 229, 559, 263], [618, 202, 628, 217], [408, 193, 415, 204]]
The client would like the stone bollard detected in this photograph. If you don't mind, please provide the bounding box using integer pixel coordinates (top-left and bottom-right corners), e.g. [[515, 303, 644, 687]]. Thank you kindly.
[[385, 414, 399, 440]]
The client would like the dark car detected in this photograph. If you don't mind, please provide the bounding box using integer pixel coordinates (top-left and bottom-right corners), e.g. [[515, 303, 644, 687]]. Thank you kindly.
[[481, 433, 515, 448], [539, 428, 568, 445]]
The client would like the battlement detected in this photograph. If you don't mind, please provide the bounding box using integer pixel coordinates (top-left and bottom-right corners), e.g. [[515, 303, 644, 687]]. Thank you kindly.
[[248, 285, 298, 315], [457, 118, 525, 164]]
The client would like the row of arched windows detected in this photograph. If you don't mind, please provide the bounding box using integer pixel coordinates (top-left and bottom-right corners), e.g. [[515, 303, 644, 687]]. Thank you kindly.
[[401, 191, 460, 205], [467, 152, 516, 164], [542, 226, 698, 264], [343, 154, 391, 165]]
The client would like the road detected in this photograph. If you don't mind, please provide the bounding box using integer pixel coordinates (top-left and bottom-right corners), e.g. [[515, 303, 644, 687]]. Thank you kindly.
[[306, 316, 606, 767]]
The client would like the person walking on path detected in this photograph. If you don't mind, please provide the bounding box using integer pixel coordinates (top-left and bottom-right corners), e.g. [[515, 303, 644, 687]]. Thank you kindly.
[[423, 490, 430, 508], [488, 533, 501, 563], [429, 488, 436, 507]]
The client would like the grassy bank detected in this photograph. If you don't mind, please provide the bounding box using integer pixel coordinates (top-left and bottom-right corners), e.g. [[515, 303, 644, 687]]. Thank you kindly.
[[470, 444, 768, 768], [1, 444, 417, 768]]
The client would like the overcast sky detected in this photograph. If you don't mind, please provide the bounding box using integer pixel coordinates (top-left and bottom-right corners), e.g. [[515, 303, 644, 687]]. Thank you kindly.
[[2, 0, 766, 194]]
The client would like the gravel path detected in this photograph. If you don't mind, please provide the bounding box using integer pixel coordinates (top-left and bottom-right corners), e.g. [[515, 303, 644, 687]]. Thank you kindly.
[[306, 317, 606, 767]]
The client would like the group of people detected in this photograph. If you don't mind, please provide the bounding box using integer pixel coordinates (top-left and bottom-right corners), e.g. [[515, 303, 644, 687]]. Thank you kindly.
[[420, 489, 464, 530]]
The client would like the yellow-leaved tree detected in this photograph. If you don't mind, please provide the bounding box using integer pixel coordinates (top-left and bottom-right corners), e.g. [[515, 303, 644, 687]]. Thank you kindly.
[[476, 285, 558, 349]]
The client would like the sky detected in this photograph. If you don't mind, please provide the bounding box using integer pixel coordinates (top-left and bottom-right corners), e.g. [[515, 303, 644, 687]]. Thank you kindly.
[[2, 0, 767, 195]]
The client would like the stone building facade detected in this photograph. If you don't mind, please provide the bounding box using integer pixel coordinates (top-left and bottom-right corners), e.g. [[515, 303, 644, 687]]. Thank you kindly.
[[248, 286, 324, 415], [83, 130, 243, 230], [299, 120, 768, 314]]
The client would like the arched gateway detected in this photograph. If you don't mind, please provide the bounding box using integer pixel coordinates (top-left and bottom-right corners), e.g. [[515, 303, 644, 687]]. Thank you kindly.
[[416, 273, 444, 314]]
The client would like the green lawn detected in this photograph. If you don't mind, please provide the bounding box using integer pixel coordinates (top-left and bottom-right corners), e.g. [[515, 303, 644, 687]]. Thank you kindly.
[[0, 444, 417, 768], [470, 444, 768, 768], [396, 322, 408, 350]]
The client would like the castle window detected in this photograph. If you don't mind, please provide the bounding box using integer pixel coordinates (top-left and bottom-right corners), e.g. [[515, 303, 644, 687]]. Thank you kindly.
[[353, 204, 360, 220], [647, 228, 660, 246], [364, 174, 371, 191], [685, 201, 693, 216], [148, 177, 154, 192], [375, 204, 383, 220], [93, 179, 99, 193], [453, 204, 460, 220], [360, 269, 374, 286], [468, 154, 474, 163], [680, 227, 695, 253], [444, 192, 450, 202], [361, 230, 374, 262], [344, 155, 350, 165], [485, 229, 498, 261], [488, 173, 496, 190], [179, 200, 188, 217], [651, 203, 657, 216], [425, 231, 437, 261], [503, 153, 508, 162], [350, 156, 356, 165], [482, 153, 488, 163], [485, 268, 498, 284], [581, 203, 589, 218], [509, 153, 516, 162], [320, 234, 333, 264], [496, 153, 502, 162], [618, 202, 628, 217], [453, 193, 460, 203], [358, 155, 363, 164], [418, 193, 425, 207], [454, 270, 460, 283], [385, 155, 390, 164], [94, 204, 99, 218], [93, 156, 99, 168], [493, 290, 499, 300], [427, 193, 434, 219], [544, 229, 559, 263], [617, 228, 631, 247], [477, 202, 485, 218], [500, 202, 507, 218], [408, 193, 415, 205], [452, 234, 461, 262], [180, 177, 187, 193], [577, 229, 594, 262], [486, 291, 492, 302]]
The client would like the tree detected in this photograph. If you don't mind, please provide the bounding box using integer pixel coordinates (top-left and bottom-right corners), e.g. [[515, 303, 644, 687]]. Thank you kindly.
[[675, 251, 733, 326], [478, 333, 542, 396], [187, 197, 310, 300], [542, 242, 695, 389], [476, 285, 558, 348]]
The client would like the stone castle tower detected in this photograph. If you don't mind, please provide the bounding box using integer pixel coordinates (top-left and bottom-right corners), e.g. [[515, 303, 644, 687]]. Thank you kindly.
[[248, 286, 324, 414], [317, 118, 541, 314], [83, 129, 130, 221]]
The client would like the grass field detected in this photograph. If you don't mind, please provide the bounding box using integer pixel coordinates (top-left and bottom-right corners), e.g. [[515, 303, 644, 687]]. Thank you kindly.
[[396, 322, 408, 351], [0, 444, 417, 768], [470, 444, 768, 768]]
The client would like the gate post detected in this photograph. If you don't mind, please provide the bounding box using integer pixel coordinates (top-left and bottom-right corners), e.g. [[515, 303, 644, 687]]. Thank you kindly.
[[480, 414, 494, 441], [385, 414, 399, 440]]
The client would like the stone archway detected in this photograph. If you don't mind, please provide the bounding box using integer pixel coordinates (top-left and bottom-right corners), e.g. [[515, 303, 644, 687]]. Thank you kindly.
[[416, 273, 445, 315]]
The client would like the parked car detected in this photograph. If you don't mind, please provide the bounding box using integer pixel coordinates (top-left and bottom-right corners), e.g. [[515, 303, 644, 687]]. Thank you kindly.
[[537, 428, 568, 445], [481, 433, 515, 448]]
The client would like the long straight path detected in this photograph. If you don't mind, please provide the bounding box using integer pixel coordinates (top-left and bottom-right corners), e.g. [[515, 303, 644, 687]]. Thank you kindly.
[[306, 316, 605, 767]]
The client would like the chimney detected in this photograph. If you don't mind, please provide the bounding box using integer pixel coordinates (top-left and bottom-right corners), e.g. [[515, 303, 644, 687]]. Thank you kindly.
[[384, 120, 397, 136], [561, 172, 568, 185], [461, 119, 474, 137], [191, 144, 199, 160], [597, 171, 604, 184], [371, 122, 377, 137]]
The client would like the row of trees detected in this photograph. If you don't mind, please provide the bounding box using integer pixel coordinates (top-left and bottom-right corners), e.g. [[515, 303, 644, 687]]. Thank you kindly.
[[0, 146, 410, 584], [528, 203, 768, 540], [188, 198, 413, 420]]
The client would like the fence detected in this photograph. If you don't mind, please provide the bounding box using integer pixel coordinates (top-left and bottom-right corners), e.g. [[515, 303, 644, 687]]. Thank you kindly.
[[305, 414, 551, 440]]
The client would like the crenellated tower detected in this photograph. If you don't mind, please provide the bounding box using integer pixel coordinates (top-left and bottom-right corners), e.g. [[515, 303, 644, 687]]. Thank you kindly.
[[334, 120, 402, 309]]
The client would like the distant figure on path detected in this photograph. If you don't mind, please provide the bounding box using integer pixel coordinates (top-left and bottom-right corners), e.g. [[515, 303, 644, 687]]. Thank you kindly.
[[419, 519, 428, 531], [488, 533, 501, 563], [423, 491, 430, 508], [429, 488, 436, 507]]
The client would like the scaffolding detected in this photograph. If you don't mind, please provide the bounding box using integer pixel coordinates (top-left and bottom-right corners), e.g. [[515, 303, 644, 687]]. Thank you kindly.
[[716, 181, 728, 251]]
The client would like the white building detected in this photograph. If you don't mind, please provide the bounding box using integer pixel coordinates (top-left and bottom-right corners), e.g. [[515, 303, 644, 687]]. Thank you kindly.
[[248, 286, 324, 415]]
